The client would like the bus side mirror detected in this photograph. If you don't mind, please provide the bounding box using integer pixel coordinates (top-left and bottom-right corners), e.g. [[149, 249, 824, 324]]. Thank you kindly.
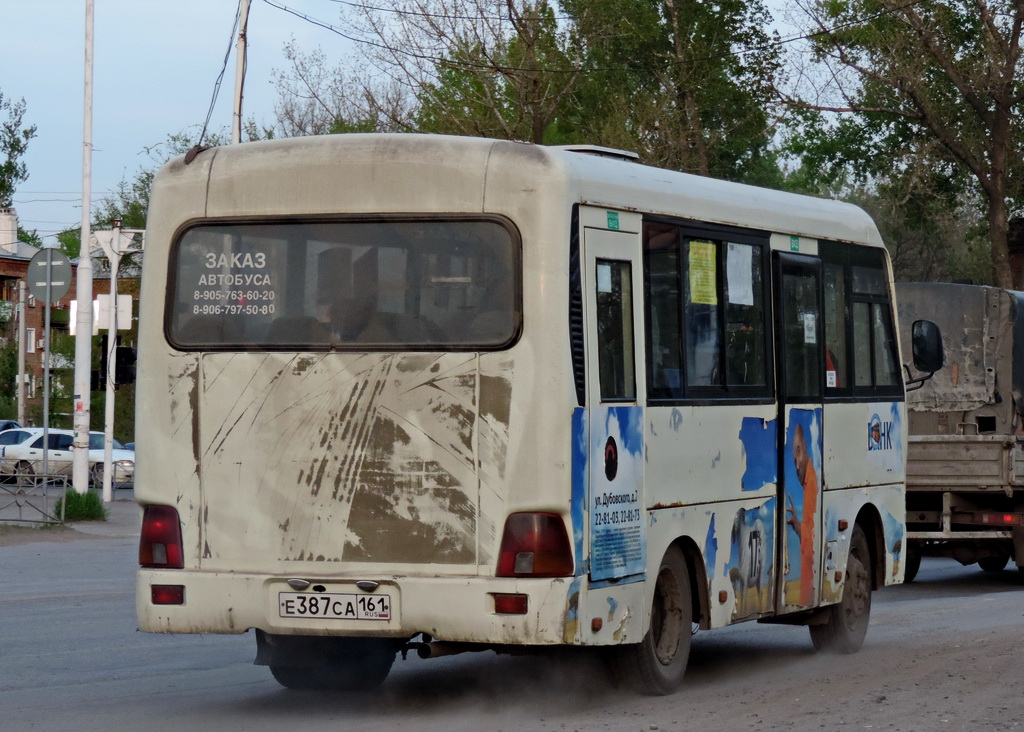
[[905, 319, 943, 391], [911, 320, 943, 373]]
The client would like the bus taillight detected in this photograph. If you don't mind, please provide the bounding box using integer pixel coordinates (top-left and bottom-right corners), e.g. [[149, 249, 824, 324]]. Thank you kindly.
[[496, 512, 573, 577], [140, 505, 185, 569]]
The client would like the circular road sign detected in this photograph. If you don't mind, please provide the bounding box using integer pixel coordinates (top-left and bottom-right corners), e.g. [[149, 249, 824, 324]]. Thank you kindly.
[[28, 248, 73, 302]]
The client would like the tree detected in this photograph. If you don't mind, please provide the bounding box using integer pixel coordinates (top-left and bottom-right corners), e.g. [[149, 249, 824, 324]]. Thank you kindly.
[[784, 0, 1024, 287], [0, 91, 37, 208], [274, 1, 579, 144], [561, 0, 785, 183]]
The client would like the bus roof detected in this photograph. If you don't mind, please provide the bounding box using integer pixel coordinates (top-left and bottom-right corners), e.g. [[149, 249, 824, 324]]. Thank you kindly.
[[157, 133, 884, 248]]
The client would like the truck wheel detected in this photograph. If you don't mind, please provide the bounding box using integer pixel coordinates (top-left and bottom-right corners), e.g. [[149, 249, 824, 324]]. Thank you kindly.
[[269, 638, 395, 691], [904, 545, 922, 583], [810, 524, 872, 653], [612, 546, 692, 695], [978, 555, 1009, 573]]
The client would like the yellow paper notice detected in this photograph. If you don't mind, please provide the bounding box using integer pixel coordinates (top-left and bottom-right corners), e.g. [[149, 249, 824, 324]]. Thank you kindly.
[[689, 241, 717, 305]]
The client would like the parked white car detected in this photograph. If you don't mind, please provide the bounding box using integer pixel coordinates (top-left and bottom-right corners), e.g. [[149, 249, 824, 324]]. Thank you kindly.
[[0, 428, 135, 485]]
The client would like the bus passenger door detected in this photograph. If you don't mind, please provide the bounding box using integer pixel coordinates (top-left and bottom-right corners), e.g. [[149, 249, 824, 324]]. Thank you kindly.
[[774, 253, 824, 613], [583, 226, 647, 583]]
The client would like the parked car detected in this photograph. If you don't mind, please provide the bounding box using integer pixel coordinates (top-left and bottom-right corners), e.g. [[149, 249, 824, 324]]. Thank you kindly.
[[0, 420, 21, 431], [0, 428, 135, 485]]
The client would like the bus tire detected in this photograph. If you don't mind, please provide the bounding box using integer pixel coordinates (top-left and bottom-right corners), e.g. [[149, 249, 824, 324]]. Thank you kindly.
[[614, 546, 691, 695], [269, 638, 395, 691], [810, 524, 871, 654], [904, 544, 922, 583]]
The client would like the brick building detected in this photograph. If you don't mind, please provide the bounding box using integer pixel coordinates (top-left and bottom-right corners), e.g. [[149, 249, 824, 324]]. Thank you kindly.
[[0, 208, 138, 424]]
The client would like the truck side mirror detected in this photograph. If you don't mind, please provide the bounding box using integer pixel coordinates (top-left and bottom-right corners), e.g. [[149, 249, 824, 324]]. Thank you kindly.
[[911, 319, 943, 374]]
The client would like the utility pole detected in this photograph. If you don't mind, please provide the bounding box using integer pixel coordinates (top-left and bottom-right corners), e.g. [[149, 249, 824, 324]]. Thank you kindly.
[[232, 0, 251, 144], [16, 280, 25, 425], [94, 221, 142, 503], [72, 0, 95, 494]]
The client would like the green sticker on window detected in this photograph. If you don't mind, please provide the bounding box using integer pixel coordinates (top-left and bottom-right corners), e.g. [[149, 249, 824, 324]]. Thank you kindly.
[[790, 235, 800, 252], [607, 211, 620, 230]]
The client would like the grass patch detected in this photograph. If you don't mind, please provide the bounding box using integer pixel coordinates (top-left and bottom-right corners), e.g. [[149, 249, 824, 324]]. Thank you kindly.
[[55, 489, 108, 522]]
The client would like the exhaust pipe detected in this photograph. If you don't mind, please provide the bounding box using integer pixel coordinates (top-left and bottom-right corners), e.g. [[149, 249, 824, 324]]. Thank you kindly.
[[416, 642, 472, 659]]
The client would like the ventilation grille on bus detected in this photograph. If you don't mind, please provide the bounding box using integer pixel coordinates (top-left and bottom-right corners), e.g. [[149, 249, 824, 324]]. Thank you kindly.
[[569, 207, 586, 406], [555, 144, 639, 162]]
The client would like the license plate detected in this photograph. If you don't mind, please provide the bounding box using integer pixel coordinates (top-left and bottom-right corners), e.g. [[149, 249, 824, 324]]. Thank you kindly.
[[278, 592, 391, 620]]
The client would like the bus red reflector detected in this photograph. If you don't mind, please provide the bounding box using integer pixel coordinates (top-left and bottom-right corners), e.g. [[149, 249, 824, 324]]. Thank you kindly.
[[496, 512, 573, 577], [140, 505, 185, 569], [493, 593, 528, 614], [973, 512, 1022, 526], [151, 585, 185, 605]]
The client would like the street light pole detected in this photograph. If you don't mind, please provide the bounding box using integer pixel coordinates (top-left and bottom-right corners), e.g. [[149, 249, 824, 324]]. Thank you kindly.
[[231, 0, 251, 144], [72, 0, 95, 495]]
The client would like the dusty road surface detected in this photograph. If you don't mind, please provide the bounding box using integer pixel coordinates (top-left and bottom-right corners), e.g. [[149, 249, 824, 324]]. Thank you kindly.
[[2, 505, 1022, 732]]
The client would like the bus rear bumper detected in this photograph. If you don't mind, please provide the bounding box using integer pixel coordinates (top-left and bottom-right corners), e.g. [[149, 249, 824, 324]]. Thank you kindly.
[[136, 569, 579, 646]]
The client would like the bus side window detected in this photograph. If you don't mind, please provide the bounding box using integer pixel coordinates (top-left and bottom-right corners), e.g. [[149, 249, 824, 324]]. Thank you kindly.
[[596, 260, 637, 401], [823, 262, 847, 389], [725, 242, 767, 387], [851, 263, 900, 388], [644, 223, 684, 398], [819, 242, 901, 396], [684, 240, 721, 387]]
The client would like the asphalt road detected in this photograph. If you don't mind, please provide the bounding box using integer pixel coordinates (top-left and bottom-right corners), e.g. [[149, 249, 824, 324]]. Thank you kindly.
[[2, 502, 1022, 731]]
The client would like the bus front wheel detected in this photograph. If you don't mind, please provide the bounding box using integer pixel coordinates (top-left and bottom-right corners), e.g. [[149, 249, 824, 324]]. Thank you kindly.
[[613, 546, 692, 695], [810, 524, 872, 654]]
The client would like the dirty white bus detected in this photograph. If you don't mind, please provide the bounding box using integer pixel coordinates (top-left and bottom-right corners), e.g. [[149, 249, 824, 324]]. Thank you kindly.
[[135, 134, 940, 695]]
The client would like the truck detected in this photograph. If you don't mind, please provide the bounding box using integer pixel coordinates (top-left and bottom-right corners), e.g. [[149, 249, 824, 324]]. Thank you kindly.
[[896, 282, 1024, 581]]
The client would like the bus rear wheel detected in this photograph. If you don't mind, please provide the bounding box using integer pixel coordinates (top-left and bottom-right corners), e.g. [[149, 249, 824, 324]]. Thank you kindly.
[[268, 637, 395, 691], [613, 546, 691, 695], [810, 524, 872, 654]]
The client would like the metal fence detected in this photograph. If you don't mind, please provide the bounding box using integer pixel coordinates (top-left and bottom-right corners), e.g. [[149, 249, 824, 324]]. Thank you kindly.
[[0, 472, 69, 525]]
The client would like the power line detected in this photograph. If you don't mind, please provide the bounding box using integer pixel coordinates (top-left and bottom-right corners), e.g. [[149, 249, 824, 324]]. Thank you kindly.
[[196, 0, 244, 148]]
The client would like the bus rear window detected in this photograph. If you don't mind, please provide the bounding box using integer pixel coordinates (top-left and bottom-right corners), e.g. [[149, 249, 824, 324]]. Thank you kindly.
[[168, 218, 520, 350]]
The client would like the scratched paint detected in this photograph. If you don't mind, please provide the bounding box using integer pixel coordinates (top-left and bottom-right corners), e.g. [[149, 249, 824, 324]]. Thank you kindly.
[[737, 416, 778, 491], [192, 352, 512, 567], [724, 500, 776, 619]]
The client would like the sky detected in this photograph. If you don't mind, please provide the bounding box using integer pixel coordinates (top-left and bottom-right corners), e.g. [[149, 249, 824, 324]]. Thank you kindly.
[[2, 0, 348, 245], [4, 1, 797, 247]]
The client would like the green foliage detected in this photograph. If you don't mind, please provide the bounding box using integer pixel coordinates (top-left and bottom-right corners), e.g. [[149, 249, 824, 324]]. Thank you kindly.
[[791, 0, 1024, 286], [55, 489, 107, 522], [0, 91, 37, 207], [415, 2, 577, 144], [17, 227, 41, 247], [0, 337, 17, 403], [55, 228, 81, 260], [561, 0, 784, 182]]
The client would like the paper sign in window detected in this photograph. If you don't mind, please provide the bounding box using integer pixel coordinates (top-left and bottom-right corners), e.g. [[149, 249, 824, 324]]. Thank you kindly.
[[726, 242, 754, 306], [688, 241, 717, 305], [803, 312, 817, 344]]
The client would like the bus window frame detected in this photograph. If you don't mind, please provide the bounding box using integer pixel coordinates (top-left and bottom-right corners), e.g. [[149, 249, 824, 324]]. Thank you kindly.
[[642, 215, 775, 407], [818, 240, 903, 402], [163, 213, 524, 354]]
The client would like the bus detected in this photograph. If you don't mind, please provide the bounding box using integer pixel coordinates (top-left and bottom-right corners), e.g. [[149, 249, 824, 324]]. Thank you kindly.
[[135, 134, 941, 695]]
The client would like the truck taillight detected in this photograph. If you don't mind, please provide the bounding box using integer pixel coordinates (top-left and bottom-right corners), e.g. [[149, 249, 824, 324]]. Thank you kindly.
[[496, 512, 573, 577], [972, 512, 1022, 526], [139, 505, 184, 568]]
